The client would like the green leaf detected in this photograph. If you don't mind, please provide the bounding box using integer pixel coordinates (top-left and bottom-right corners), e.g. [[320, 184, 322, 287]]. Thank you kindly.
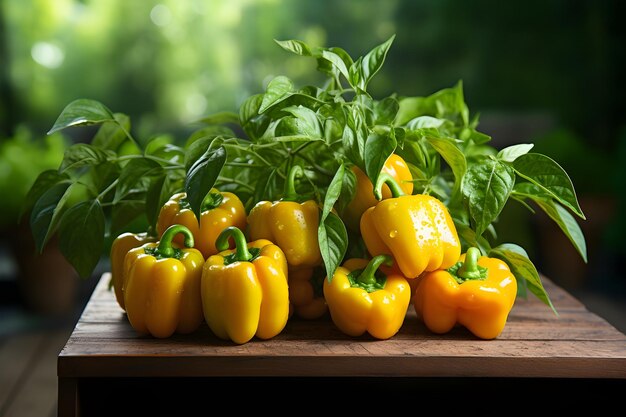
[[454, 222, 492, 255], [358, 34, 395, 90], [321, 49, 350, 81], [184, 146, 227, 220], [489, 243, 557, 315], [468, 129, 492, 145], [374, 97, 399, 125], [58, 200, 105, 279], [348, 56, 363, 90], [114, 158, 163, 203], [364, 132, 397, 194], [89, 161, 120, 198], [539, 200, 587, 263], [92, 113, 131, 151], [462, 156, 515, 236], [253, 168, 280, 205], [327, 47, 356, 88], [513, 153, 585, 219], [276, 106, 323, 139], [391, 127, 406, 150], [21, 170, 71, 219], [274, 39, 314, 56], [321, 164, 344, 220], [318, 211, 348, 282], [144, 135, 173, 155], [345, 106, 371, 169], [111, 199, 145, 235], [60, 143, 114, 172], [395, 80, 469, 127], [497, 144, 534, 162], [29, 182, 71, 253], [406, 116, 446, 129], [424, 135, 467, 201], [185, 126, 234, 147], [329, 47, 355, 69], [239, 94, 269, 140], [396, 134, 429, 176], [145, 175, 166, 231], [145, 174, 182, 232], [48, 99, 116, 134], [184, 136, 217, 172], [199, 111, 239, 125], [290, 118, 348, 279], [146, 143, 184, 163], [260, 76, 294, 114], [337, 166, 357, 214], [513, 183, 587, 263]]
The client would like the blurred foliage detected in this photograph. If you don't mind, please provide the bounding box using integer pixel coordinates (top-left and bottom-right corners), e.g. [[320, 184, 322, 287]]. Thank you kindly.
[[0, 127, 68, 228], [1, 0, 624, 153]]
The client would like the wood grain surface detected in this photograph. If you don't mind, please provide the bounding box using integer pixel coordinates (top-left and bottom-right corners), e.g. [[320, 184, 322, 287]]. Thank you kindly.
[[58, 273, 626, 379]]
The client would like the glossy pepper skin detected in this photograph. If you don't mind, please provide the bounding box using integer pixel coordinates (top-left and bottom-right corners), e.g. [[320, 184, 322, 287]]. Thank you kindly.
[[123, 225, 205, 338], [156, 189, 246, 259], [247, 165, 322, 269], [202, 226, 290, 344], [413, 247, 517, 339], [343, 154, 413, 232], [324, 255, 411, 340], [360, 174, 461, 279], [288, 266, 328, 320], [110, 231, 156, 311]]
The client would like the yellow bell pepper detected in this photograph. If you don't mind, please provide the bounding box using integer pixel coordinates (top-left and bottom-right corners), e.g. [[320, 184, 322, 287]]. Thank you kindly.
[[247, 165, 322, 269], [323, 255, 411, 340], [123, 225, 205, 338], [288, 266, 328, 320], [343, 154, 413, 232], [202, 226, 290, 344], [109, 231, 155, 311], [413, 247, 517, 339], [156, 189, 246, 259], [360, 174, 461, 279]]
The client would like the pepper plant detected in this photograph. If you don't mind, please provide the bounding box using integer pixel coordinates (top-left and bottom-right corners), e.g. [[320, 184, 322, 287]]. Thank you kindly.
[[24, 35, 587, 313]]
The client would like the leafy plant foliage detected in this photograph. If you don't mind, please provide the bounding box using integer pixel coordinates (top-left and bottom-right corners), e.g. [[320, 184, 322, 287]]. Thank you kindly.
[[26, 36, 586, 311]]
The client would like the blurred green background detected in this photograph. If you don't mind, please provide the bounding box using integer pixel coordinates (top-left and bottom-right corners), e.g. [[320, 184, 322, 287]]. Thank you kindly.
[[0, 0, 624, 324]]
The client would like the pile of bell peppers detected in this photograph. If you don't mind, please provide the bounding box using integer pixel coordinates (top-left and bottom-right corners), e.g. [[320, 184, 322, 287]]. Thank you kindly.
[[111, 154, 517, 343]]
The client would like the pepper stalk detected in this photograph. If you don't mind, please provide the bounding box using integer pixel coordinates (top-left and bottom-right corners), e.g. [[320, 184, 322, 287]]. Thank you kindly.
[[347, 254, 393, 293], [145, 224, 194, 260]]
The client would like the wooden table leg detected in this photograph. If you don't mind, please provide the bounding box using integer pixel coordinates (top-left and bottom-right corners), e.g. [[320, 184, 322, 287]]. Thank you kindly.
[[58, 377, 79, 417]]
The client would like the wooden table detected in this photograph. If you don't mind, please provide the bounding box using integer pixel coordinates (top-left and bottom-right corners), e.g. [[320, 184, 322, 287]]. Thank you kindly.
[[58, 273, 626, 415]]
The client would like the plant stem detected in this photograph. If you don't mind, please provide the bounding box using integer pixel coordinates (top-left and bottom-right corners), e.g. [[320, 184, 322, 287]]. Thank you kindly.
[[297, 153, 333, 177], [217, 176, 255, 192], [117, 154, 184, 168], [96, 179, 119, 202]]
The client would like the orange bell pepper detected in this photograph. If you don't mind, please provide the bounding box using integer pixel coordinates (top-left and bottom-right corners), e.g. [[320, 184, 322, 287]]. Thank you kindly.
[[413, 247, 517, 339]]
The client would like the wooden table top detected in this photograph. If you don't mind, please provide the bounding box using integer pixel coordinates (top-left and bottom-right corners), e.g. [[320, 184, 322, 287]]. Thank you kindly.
[[58, 272, 626, 379]]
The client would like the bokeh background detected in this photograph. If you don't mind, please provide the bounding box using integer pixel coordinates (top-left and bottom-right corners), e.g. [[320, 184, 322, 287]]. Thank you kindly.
[[1, 0, 625, 333]]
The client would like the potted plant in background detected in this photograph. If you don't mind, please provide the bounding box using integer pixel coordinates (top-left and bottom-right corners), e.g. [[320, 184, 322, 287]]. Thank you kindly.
[[0, 126, 80, 316]]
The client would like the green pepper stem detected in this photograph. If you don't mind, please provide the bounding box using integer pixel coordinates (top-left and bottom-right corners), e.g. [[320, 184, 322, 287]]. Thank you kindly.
[[457, 247, 485, 280], [374, 173, 405, 200], [215, 226, 252, 261], [156, 225, 194, 258], [282, 165, 304, 201], [356, 255, 392, 286]]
